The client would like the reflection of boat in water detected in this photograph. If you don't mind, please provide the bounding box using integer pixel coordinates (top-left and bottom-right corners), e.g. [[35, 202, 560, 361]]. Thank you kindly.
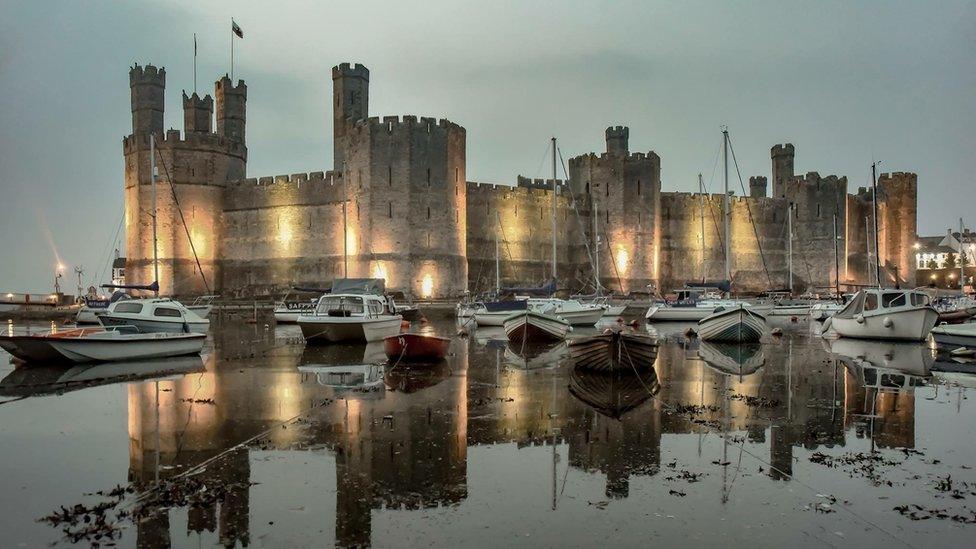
[[697, 342, 765, 376], [297, 363, 385, 392], [0, 356, 205, 397], [932, 358, 976, 388], [568, 368, 659, 419], [567, 331, 658, 372], [503, 341, 568, 370], [384, 361, 452, 393], [827, 338, 933, 389]]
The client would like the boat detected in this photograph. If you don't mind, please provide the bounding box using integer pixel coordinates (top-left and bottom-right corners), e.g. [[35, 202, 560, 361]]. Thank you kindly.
[[530, 298, 604, 326], [698, 305, 766, 343], [937, 307, 976, 325], [645, 288, 722, 321], [389, 292, 422, 321], [767, 300, 812, 317], [98, 298, 210, 333], [298, 278, 403, 343], [76, 291, 130, 325], [827, 338, 933, 388], [0, 327, 106, 363], [809, 300, 844, 321], [502, 340, 568, 370], [931, 322, 976, 348], [0, 356, 205, 398], [823, 288, 938, 341], [504, 310, 570, 343], [473, 299, 528, 326], [186, 295, 217, 318], [567, 330, 658, 372], [383, 333, 451, 363], [698, 342, 765, 376], [273, 288, 323, 323], [45, 329, 206, 364]]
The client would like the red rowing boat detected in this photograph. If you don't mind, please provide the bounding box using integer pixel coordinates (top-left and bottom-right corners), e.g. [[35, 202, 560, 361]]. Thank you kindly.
[[383, 333, 451, 363]]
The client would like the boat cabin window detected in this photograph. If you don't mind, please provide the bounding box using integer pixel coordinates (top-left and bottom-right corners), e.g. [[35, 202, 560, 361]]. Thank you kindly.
[[911, 293, 930, 306], [114, 303, 143, 314], [316, 296, 364, 315], [864, 293, 878, 311], [366, 299, 383, 316], [154, 307, 183, 318], [882, 292, 906, 308]]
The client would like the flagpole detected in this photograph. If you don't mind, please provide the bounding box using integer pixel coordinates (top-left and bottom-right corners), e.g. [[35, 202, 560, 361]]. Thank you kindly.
[[230, 18, 234, 82], [193, 33, 197, 93]]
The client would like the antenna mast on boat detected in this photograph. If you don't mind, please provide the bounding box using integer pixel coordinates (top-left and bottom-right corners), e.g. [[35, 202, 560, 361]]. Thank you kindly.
[[788, 203, 794, 294], [960, 218, 966, 293], [593, 200, 601, 296], [495, 231, 500, 296], [150, 134, 160, 297], [722, 127, 731, 285], [342, 161, 349, 278], [833, 214, 840, 297], [699, 173, 706, 283], [551, 137, 558, 288], [871, 161, 882, 288]]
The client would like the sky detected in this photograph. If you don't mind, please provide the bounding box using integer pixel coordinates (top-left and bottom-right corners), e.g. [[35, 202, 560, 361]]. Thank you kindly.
[[1, 0, 974, 293]]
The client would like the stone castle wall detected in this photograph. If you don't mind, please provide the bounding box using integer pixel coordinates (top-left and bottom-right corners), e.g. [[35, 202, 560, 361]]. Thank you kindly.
[[465, 178, 586, 293], [123, 62, 918, 298]]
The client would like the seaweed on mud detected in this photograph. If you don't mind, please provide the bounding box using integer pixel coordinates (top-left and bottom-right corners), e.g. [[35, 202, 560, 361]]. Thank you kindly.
[[728, 393, 780, 408]]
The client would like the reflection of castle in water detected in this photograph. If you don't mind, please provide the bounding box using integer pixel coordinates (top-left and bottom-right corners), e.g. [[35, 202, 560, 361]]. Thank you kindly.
[[123, 326, 926, 546]]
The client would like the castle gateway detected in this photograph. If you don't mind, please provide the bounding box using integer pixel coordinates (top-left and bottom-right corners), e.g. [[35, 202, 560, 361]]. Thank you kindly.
[[124, 63, 917, 298]]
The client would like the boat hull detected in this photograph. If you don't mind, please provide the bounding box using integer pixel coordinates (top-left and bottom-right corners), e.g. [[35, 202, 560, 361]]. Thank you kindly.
[[0, 329, 106, 363], [830, 307, 939, 341], [552, 307, 604, 326], [383, 334, 451, 363], [568, 332, 658, 372], [698, 307, 766, 343], [602, 305, 627, 317], [645, 305, 717, 322], [768, 305, 810, 317], [931, 323, 976, 348], [504, 311, 570, 343], [473, 311, 512, 327], [298, 316, 402, 343], [48, 333, 206, 363]]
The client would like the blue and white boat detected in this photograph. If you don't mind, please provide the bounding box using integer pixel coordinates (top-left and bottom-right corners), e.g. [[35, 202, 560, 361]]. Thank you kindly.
[[698, 305, 766, 343]]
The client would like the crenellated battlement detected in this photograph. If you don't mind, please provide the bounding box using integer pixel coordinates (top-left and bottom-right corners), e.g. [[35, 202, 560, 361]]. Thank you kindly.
[[122, 130, 247, 157], [516, 175, 569, 190], [182, 91, 213, 107], [129, 64, 165, 86], [332, 62, 369, 80], [790, 172, 847, 187], [351, 114, 465, 134], [215, 75, 247, 95], [878, 172, 917, 186], [569, 150, 660, 165], [771, 143, 794, 157], [228, 170, 343, 188]]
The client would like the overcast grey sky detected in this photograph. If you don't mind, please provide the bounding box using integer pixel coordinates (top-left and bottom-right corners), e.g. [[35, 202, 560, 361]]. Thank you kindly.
[[1, 0, 974, 292]]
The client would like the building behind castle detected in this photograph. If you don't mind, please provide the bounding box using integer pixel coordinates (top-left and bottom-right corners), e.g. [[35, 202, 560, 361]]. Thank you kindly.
[[123, 63, 918, 298]]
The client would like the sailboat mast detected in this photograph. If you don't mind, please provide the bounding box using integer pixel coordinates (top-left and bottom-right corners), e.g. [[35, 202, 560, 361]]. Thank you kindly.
[[342, 162, 349, 278], [495, 232, 500, 295], [551, 137, 558, 286], [722, 128, 731, 284], [150, 134, 160, 297], [593, 201, 601, 296], [833, 214, 840, 296], [699, 173, 705, 283], [960, 218, 966, 293], [871, 162, 882, 288]]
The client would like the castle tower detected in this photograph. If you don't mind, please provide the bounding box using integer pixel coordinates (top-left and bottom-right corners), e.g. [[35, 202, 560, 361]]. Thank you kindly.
[[605, 126, 629, 154], [877, 172, 918, 287], [123, 67, 247, 296], [215, 76, 247, 143], [771, 143, 794, 199], [749, 176, 767, 198], [570, 128, 661, 293], [130, 64, 165, 135], [182, 92, 213, 134], [332, 63, 370, 171]]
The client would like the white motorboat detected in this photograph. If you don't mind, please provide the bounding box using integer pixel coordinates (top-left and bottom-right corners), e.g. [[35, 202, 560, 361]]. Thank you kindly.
[[767, 301, 812, 317], [186, 295, 217, 318], [298, 293, 402, 343], [473, 299, 529, 327], [824, 288, 938, 341], [1, 327, 106, 363], [809, 301, 844, 321], [46, 329, 207, 364], [698, 305, 767, 343], [76, 291, 130, 325], [931, 322, 976, 348], [504, 310, 570, 343], [646, 302, 720, 322], [97, 298, 210, 333], [530, 298, 604, 326]]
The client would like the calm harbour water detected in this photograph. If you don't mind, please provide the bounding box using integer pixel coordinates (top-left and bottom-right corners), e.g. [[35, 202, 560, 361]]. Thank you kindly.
[[1, 313, 975, 548]]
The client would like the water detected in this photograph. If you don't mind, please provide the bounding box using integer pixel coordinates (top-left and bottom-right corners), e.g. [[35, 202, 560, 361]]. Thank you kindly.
[[1, 314, 975, 547]]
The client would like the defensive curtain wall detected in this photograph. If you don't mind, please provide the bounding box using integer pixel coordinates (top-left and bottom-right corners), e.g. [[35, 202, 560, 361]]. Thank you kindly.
[[123, 61, 917, 298]]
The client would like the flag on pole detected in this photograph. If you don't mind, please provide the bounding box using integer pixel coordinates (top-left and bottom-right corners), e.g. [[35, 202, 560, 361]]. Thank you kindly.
[[232, 20, 243, 38]]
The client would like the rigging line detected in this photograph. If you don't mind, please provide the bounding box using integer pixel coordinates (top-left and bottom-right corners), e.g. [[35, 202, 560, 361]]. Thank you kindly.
[[618, 340, 915, 549], [726, 134, 773, 287], [531, 141, 552, 180], [154, 147, 211, 294], [701, 138, 728, 270], [93, 204, 126, 288], [556, 146, 597, 290]]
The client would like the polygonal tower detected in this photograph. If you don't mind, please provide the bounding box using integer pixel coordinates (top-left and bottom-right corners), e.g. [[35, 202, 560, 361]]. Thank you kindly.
[[569, 126, 661, 293], [877, 172, 918, 288], [332, 63, 370, 171], [770, 143, 794, 199], [123, 64, 247, 296]]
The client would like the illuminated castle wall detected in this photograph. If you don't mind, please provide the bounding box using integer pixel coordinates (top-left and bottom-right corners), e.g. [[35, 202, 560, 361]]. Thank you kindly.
[[123, 62, 917, 297]]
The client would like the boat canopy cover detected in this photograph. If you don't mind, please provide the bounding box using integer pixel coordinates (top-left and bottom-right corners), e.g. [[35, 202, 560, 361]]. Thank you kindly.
[[833, 290, 866, 320], [685, 280, 731, 293], [331, 278, 386, 295], [501, 278, 557, 297], [292, 286, 330, 294], [101, 281, 159, 293], [484, 299, 529, 312]]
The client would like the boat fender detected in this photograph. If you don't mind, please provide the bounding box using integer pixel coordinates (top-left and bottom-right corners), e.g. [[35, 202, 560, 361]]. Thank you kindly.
[[854, 314, 865, 324], [771, 327, 783, 337], [883, 317, 893, 328]]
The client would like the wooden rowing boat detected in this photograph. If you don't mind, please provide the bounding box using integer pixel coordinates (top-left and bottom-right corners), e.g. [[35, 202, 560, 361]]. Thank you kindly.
[[504, 311, 570, 343], [383, 333, 451, 363]]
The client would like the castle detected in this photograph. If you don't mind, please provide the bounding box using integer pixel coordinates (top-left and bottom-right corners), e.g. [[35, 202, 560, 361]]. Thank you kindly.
[[123, 62, 917, 298]]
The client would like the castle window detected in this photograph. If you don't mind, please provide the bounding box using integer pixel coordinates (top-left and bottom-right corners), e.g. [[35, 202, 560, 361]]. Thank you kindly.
[[356, 202, 360, 220], [455, 185, 458, 196], [427, 168, 431, 187], [586, 182, 589, 194], [606, 183, 609, 197], [455, 167, 459, 183], [540, 207, 543, 220], [389, 166, 393, 186], [456, 209, 459, 222], [389, 202, 393, 218], [427, 206, 431, 220], [515, 205, 518, 218], [606, 210, 610, 224], [817, 204, 821, 218], [637, 179, 641, 196], [427, 233, 431, 247]]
